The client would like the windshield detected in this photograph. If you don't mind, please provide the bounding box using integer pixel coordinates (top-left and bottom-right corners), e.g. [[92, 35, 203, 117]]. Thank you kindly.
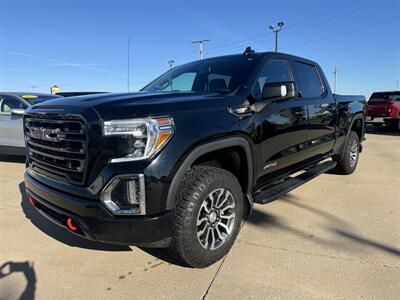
[[370, 92, 400, 101], [142, 56, 260, 94]]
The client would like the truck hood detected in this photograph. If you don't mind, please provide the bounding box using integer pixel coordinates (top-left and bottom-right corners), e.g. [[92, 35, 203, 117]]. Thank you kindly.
[[31, 91, 240, 120]]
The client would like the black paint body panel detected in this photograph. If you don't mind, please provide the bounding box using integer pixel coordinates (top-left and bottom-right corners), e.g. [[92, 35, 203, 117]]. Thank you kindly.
[[24, 52, 366, 246]]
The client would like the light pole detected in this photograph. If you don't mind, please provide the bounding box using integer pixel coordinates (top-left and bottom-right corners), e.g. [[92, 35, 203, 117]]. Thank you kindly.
[[268, 22, 284, 52], [191, 40, 210, 60], [168, 60, 175, 70]]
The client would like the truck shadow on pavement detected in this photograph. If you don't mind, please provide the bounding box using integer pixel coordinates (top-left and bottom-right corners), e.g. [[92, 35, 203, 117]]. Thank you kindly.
[[0, 261, 36, 300], [247, 194, 400, 257], [281, 195, 400, 257], [365, 125, 400, 136], [138, 248, 189, 268], [19, 182, 131, 252], [0, 154, 26, 163]]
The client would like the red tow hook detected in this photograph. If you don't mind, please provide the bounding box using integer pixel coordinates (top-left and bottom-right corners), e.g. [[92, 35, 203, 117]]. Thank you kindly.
[[29, 196, 37, 207], [67, 218, 78, 232]]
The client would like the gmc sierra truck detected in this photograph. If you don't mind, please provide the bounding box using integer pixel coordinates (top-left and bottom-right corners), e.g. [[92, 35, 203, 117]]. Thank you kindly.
[[24, 49, 366, 268]]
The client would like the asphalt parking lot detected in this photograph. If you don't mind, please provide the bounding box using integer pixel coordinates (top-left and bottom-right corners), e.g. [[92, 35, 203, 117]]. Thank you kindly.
[[1, 126, 399, 300]]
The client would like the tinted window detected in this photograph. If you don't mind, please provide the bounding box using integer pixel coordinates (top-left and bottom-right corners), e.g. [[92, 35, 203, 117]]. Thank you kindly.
[[161, 72, 196, 92], [255, 59, 293, 96], [295, 62, 324, 97], [370, 92, 400, 101], [143, 56, 261, 94], [0, 97, 26, 114]]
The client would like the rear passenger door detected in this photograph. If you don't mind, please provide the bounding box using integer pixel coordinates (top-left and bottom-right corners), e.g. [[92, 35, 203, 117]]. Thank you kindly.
[[292, 61, 336, 159]]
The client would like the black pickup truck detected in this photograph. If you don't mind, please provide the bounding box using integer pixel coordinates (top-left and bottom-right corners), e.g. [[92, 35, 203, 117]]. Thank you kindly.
[[24, 49, 366, 268]]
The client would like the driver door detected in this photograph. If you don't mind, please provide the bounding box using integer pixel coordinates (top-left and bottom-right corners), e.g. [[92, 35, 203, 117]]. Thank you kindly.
[[251, 58, 308, 184]]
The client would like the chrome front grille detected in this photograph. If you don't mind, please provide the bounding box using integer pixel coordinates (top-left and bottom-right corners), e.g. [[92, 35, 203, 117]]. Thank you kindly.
[[25, 114, 87, 184]]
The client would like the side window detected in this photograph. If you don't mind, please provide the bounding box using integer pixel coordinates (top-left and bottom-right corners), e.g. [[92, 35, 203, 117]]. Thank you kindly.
[[0, 97, 27, 114], [255, 59, 293, 96], [208, 73, 231, 92], [294, 62, 324, 98], [161, 72, 196, 92]]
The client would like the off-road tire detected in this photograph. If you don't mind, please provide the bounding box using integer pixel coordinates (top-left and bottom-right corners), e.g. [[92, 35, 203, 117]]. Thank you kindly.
[[332, 131, 360, 175], [168, 166, 243, 268]]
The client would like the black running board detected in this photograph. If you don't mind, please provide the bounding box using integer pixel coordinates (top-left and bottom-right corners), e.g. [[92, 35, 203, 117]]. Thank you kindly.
[[254, 161, 337, 204]]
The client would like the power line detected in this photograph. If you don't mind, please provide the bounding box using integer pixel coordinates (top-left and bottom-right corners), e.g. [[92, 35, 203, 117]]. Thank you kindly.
[[280, 0, 381, 39], [281, 17, 400, 50], [206, 0, 380, 54]]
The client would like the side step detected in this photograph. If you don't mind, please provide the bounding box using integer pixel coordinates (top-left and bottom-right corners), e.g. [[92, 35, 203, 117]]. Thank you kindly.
[[254, 160, 337, 204]]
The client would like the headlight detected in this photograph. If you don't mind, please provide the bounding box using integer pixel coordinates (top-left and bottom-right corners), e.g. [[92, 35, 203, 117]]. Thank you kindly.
[[103, 117, 174, 162]]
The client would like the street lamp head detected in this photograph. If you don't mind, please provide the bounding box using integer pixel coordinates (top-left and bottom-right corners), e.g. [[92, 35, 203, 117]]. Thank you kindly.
[[278, 22, 284, 27], [268, 25, 274, 31]]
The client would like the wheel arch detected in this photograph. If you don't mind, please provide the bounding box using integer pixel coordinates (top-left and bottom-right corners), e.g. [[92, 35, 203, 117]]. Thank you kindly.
[[347, 113, 365, 143], [166, 137, 254, 211]]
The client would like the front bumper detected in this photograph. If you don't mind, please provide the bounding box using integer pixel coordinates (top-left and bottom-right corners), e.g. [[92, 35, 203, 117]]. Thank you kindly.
[[24, 172, 174, 247], [366, 116, 398, 124]]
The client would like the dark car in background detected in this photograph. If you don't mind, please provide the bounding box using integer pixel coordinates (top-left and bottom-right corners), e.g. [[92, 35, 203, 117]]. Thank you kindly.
[[56, 92, 106, 97], [367, 91, 400, 131], [0, 92, 62, 155]]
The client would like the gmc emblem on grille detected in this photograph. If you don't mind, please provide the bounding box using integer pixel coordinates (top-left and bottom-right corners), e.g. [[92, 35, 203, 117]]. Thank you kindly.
[[30, 127, 61, 142]]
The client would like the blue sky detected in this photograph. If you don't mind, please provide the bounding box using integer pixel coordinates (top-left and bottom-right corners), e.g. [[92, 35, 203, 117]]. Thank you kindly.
[[0, 0, 399, 98]]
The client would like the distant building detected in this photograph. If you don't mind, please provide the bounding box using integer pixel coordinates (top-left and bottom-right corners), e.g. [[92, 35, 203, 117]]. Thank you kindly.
[[50, 85, 60, 95]]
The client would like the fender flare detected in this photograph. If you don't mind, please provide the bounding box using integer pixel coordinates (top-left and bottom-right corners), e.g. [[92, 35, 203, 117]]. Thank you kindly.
[[339, 113, 365, 158], [165, 137, 254, 210], [346, 113, 365, 143]]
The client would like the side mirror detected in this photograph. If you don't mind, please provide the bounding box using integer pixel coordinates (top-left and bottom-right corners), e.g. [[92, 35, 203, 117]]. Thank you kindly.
[[262, 81, 296, 101], [10, 108, 25, 116]]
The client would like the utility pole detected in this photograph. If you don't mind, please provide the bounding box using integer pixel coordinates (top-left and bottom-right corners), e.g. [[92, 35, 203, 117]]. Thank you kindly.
[[397, 79, 399, 90], [191, 40, 210, 60], [127, 38, 130, 92], [333, 67, 338, 94], [268, 22, 284, 52]]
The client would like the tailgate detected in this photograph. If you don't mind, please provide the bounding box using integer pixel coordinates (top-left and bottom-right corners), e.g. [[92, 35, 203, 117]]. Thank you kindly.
[[367, 100, 390, 116]]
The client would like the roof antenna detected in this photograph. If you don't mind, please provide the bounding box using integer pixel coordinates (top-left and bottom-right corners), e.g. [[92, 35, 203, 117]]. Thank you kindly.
[[243, 46, 255, 56]]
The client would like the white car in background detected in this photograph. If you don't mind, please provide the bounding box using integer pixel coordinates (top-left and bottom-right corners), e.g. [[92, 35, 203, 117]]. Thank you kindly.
[[0, 92, 61, 155]]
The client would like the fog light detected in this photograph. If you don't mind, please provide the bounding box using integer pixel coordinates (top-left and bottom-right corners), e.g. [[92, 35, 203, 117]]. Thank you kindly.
[[101, 174, 145, 215]]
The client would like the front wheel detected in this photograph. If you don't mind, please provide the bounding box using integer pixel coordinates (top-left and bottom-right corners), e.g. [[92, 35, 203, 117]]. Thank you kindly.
[[169, 166, 243, 268], [332, 131, 360, 174]]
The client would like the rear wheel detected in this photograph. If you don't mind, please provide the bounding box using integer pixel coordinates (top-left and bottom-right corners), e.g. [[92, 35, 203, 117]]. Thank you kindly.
[[332, 131, 360, 175], [169, 166, 243, 268]]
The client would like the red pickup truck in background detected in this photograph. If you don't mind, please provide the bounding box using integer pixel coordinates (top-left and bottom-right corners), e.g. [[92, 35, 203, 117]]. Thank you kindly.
[[367, 91, 400, 131]]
